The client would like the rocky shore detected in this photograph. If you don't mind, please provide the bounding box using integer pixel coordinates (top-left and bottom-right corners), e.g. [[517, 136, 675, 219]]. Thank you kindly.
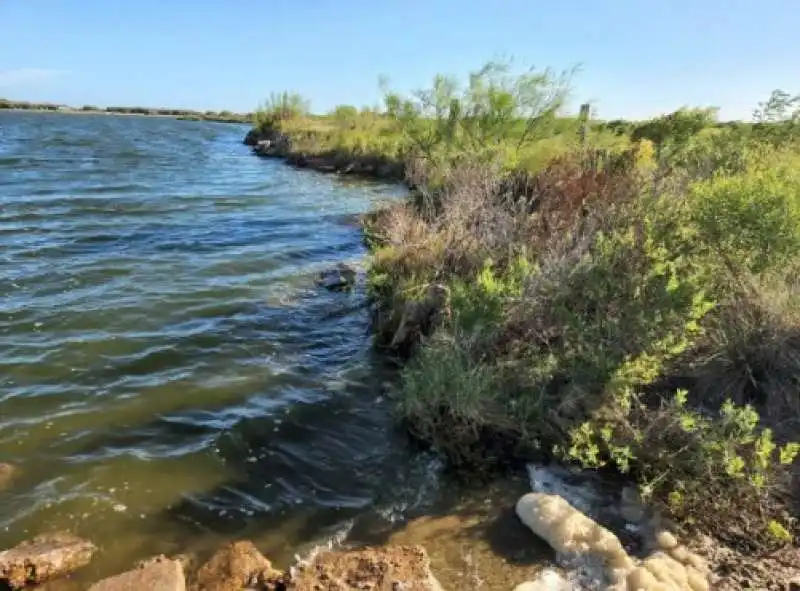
[[3, 457, 798, 590], [0, 488, 704, 590]]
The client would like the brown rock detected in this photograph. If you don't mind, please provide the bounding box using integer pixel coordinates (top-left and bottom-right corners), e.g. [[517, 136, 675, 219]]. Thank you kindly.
[[0, 532, 96, 589], [89, 556, 185, 591], [192, 541, 283, 591], [0, 463, 16, 490], [390, 284, 448, 349], [288, 545, 443, 591]]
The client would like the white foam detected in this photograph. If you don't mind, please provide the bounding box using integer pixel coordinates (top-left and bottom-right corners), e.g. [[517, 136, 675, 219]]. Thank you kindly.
[[525, 464, 616, 590]]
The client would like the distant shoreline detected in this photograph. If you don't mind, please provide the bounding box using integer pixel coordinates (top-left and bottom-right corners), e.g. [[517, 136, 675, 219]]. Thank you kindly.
[[0, 101, 252, 124]]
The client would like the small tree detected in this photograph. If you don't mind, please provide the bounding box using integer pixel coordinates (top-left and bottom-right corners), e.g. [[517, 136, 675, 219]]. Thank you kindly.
[[752, 89, 800, 147], [253, 91, 309, 129], [383, 59, 574, 166], [631, 107, 719, 153], [331, 104, 358, 129]]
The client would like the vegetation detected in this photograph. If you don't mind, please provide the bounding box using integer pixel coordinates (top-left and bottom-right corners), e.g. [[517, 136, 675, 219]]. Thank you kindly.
[[0, 98, 252, 123], [248, 62, 800, 551]]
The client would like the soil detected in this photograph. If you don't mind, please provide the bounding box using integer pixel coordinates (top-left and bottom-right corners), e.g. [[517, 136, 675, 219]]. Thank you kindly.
[[693, 537, 800, 590], [289, 545, 440, 591]]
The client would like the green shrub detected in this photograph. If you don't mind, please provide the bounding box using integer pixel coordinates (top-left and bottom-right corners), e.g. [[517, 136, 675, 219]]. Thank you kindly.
[[253, 91, 309, 130], [566, 387, 798, 549], [688, 167, 800, 276]]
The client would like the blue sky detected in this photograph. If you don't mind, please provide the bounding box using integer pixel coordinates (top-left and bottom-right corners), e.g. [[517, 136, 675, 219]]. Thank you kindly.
[[1, 0, 797, 120]]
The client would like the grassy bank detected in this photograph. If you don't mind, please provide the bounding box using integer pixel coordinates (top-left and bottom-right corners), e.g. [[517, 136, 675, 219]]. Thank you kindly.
[[250, 64, 800, 551], [0, 98, 252, 123]]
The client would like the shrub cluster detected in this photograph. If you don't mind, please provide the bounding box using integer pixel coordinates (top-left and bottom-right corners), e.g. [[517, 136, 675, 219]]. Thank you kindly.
[[358, 66, 800, 550], [250, 63, 800, 549]]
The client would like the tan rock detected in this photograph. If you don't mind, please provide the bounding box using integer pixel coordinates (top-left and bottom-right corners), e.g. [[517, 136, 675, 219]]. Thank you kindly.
[[192, 541, 283, 591], [0, 532, 95, 588], [288, 545, 443, 591], [89, 556, 185, 591]]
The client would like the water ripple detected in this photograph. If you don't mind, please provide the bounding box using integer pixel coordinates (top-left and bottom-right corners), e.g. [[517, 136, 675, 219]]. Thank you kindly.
[[0, 111, 419, 580]]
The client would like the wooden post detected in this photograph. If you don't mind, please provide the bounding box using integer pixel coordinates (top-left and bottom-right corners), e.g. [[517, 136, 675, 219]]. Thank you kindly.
[[578, 103, 591, 149]]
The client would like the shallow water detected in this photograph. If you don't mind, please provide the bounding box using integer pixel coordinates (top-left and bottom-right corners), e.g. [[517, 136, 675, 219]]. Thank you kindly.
[[0, 111, 461, 581]]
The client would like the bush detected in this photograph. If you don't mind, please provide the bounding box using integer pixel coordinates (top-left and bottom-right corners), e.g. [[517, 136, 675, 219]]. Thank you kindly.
[[384, 59, 574, 169], [567, 387, 799, 549], [378, 142, 800, 548], [687, 167, 800, 276], [253, 91, 309, 130]]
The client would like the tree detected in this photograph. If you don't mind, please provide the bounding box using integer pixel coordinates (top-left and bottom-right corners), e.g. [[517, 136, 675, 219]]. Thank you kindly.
[[253, 91, 310, 129], [383, 59, 574, 165], [631, 107, 719, 150], [752, 89, 800, 147]]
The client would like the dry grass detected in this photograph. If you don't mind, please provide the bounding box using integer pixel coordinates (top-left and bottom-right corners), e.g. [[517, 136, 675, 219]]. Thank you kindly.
[[683, 271, 800, 436]]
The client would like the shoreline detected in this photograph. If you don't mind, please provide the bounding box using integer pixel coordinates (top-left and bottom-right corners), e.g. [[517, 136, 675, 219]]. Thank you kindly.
[[237, 122, 800, 590], [1, 112, 796, 589], [0, 106, 251, 124], [243, 126, 406, 182]]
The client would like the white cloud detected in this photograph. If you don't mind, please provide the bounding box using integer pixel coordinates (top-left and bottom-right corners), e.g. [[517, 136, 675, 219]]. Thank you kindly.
[[0, 68, 71, 88]]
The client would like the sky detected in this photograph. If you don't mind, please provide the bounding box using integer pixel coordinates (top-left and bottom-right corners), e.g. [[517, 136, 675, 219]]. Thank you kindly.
[[1, 1, 798, 121]]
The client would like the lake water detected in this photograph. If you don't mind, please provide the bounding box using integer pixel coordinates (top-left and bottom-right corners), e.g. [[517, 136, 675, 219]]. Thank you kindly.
[[0, 111, 458, 582]]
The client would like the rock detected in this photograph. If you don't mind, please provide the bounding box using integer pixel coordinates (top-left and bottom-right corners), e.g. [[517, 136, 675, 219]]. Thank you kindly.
[[89, 556, 185, 591], [192, 541, 283, 591], [252, 133, 291, 157], [253, 139, 272, 152], [0, 532, 96, 589], [0, 463, 16, 490], [316, 263, 357, 291], [514, 568, 572, 590], [390, 284, 448, 349], [243, 128, 265, 146], [288, 545, 443, 591]]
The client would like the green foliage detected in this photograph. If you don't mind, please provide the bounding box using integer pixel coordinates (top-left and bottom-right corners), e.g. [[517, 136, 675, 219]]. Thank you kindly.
[[383, 59, 574, 167], [253, 91, 310, 129], [331, 104, 359, 127], [399, 329, 505, 436], [290, 61, 800, 546], [687, 167, 800, 276], [565, 387, 797, 547], [752, 89, 800, 147], [449, 256, 532, 332], [631, 107, 719, 153]]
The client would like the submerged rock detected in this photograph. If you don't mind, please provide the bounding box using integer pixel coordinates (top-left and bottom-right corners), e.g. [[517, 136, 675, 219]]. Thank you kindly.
[[316, 263, 357, 291], [0, 463, 16, 490], [88, 556, 185, 591], [252, 133, 291, 157], [289, 545, 443, 591], [191, 541, 283, 591], [0, 532, 96, 589], [243, 128, 263, 146]]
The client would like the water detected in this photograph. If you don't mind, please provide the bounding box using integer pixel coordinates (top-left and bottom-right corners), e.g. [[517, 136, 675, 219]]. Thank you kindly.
[[0, 111, 449, 582]]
